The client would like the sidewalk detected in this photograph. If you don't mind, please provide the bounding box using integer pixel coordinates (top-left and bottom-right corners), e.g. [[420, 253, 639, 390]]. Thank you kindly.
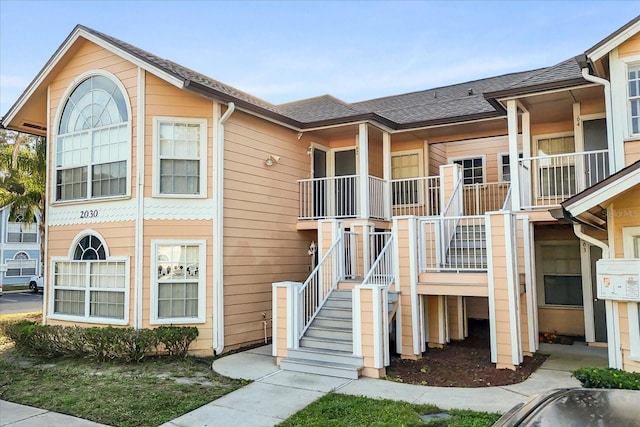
[[0, 343, 607, 427]]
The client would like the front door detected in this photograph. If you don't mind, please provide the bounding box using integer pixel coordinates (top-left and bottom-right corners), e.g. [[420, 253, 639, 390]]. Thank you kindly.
[[583, 118, 609, 186], [590, 246, 607, 342], [334, 149, 357, 217]]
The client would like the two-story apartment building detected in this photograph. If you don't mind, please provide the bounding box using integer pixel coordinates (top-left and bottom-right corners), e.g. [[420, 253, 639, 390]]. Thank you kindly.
[[0, 206, 41, 289], [2, 16, 638, 377]]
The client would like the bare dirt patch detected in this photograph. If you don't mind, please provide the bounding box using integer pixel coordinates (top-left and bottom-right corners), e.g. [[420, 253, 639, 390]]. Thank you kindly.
[[386, 320, 548, 387]]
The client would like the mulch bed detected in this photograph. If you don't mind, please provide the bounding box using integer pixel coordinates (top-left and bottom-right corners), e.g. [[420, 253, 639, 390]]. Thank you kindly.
[[385, 320, 548, 387]]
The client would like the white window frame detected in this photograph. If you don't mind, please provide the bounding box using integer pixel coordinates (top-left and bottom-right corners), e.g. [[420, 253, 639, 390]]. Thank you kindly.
[[150, 240, 206, 324], [623, 226, 640, 361], [152, 117, 208, 198], [497, 152, 522, 182], [48, 232, 129, 325], [448, 155, 486, 185], [5, 252, 37, 277], [535, 240, 583, 309], [626, 62, 640, 137], [53, 70, 132, 204], [391, 149, 424, 207]]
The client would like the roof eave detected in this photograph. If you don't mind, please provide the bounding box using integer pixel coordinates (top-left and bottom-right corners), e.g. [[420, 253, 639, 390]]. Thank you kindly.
[[586, 15, 640, 62], [395, 111, 504, 130], [483, 77, 589, 102]]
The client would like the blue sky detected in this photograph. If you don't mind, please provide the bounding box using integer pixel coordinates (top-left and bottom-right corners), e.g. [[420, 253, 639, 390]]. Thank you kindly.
[[0, 1, 638, 117]]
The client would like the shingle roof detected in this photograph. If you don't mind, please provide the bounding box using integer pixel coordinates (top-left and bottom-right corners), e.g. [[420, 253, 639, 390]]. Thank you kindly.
[[277, 95, 367, 122], [353, 70, 543, 124], [2, 24, 599, 133]]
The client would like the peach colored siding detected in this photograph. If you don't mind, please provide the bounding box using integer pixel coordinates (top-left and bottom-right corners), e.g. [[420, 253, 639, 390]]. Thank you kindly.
[[618, 33, 640, 58], [48, 40, 139, 201], [624, 139, 640, 165], [144, 73, 214, 198], [222, 111, 311, 350], [467, 297, 489, 319], [429, 143, 446, 176], [445, 135, 510, 183]]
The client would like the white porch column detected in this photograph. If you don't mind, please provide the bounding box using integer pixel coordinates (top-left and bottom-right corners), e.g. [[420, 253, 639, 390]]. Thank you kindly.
[[358, 123, 370, 219], [507, 100, 521, 211], [383, 132, 392, 220]]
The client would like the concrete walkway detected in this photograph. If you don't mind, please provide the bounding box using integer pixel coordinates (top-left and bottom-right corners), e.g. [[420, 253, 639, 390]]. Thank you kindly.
[[0, 342, 608, 427]]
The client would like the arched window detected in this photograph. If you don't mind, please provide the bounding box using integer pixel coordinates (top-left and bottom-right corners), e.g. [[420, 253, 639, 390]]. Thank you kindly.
[[56, 74, 129, 201], [6, 214, 38, 243], [6, 252, 37, 277], [52, 233, 128, 322]]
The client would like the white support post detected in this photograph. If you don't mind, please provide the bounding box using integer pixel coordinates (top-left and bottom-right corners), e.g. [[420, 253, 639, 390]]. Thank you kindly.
[[358, 123, 370, 219], [383, 132, 392, 220], [407, 216, 421, 355], [504, 213, 522, 365], [507, 100, 521, 211]]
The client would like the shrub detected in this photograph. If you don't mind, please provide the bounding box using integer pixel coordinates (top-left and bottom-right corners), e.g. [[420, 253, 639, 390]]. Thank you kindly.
[[572, 367, 640, 390], [0, 320, 198, 362], [156, 326, 199, 358]]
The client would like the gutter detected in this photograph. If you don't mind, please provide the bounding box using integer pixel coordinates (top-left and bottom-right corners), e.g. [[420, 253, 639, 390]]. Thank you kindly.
[[579, 64, 617, 173], [213, 101, 235, 355]]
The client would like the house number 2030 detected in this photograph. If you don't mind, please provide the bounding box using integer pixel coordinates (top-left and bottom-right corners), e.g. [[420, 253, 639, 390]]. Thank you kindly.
[[80, 210, 99, 219]]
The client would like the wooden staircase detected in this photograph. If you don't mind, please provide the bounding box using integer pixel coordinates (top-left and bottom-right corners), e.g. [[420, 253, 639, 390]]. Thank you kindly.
[[280, 289, 363, 379]]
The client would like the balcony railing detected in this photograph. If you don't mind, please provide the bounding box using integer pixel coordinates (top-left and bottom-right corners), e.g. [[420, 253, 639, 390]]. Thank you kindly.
[[462, 182, 510, 215], [519, 150, 609, 208], [298, 175, 359, 219], [391, 176, 441, 217]]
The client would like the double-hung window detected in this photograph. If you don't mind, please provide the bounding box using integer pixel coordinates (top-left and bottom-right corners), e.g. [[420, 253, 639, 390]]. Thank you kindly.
[[154, 118, 207, 196], [151, 241, 206, 323], [6, 214, 37, 243], [391, 151, 421, 205], [498, 153, 523, 182], [629, 64, 640, 135], [52, 234, 128, 323], [56, 75, 130, 201], [6, 252, 36, 277]]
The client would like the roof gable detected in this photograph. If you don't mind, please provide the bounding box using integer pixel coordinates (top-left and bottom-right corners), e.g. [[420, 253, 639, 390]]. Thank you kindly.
[[586, 15, 640, 62]]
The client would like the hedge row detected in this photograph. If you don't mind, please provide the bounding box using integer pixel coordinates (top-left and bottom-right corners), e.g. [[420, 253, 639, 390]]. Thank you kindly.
[[572, 367, 640, 390], [1, 320, 198, 362]]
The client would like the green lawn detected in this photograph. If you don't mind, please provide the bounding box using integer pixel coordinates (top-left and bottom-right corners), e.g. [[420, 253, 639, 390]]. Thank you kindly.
[[278, 393, 502, 427]]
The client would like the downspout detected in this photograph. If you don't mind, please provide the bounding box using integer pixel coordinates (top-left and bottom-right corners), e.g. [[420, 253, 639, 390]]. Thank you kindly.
[[213, 102, 235, 355], [580, 68, 617, 173]]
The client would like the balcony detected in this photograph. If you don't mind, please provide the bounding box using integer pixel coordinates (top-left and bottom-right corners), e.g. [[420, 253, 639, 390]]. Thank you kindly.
[[518, 150, 610, 209]]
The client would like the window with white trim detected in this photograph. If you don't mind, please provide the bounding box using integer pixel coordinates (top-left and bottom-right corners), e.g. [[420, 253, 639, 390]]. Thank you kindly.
[[152, 241, 205, 323], [6, 252, 37, 277], [452, 157, 484, 184], [629, 64, 640, 135], [52, 234, 128, 322], [6, 214, 38, 243], [498, 153, 523, 182], [56, 75, 129, 201], [538, 242, 582, 307], [536, 135, 576, 197], [391, 151, 421, 205], [154, 118, 207, 196]]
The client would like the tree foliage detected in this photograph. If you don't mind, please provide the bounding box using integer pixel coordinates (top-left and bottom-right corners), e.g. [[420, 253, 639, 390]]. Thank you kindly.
[[0, 128, 47, 265]]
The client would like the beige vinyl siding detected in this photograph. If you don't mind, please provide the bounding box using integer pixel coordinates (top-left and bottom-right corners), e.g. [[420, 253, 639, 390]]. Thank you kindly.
[[48, 40, 139, 200], [45, 221, 136, 326], [222, 111, 311, 350], [466, 297, 489, 319]]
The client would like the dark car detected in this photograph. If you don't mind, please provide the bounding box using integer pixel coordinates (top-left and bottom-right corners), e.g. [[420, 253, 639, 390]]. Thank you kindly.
[[493, 388, 640, 426]]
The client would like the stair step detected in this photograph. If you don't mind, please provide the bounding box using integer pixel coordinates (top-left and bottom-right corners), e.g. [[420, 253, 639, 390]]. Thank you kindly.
[[317, 306, 352, 319], [306, 325, 352, 341], [323, 298, 353, 309], [300, 336, 353, 352], [287, 347, 361, 365], [313, 316, 353, 329], [280, 357, 361, 379], [449, 240, 486, 249], [330, 289, 353, 299]]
